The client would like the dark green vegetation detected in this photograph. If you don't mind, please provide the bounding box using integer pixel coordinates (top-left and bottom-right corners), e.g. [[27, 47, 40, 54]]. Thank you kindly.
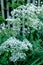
[[0, 0, 43, 65]]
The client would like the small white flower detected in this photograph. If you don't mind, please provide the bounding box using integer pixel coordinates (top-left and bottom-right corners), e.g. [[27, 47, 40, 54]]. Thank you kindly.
[[2, 27, 5, 30]]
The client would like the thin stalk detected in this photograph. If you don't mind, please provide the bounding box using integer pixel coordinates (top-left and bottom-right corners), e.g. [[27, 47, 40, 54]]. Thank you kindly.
[[22, 11, 25, 40], [1, 0, 5, 18], [33, 0, 35, 5], [38, 0, 40, 6], [6, 0, 10, 29], [27, 0, 30, 3]]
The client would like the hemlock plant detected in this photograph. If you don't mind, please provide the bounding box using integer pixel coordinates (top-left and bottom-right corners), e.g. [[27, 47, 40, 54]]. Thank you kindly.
[[0, 37, 32, 62], [6, 4, 43, 37], [0, 3, 43, 65]]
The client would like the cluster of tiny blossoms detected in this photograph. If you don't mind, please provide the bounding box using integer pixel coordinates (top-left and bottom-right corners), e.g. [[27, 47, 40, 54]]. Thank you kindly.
[[11, 4, 43, 31], [6, 4, 43, 36], [0, 37, 32, 62]]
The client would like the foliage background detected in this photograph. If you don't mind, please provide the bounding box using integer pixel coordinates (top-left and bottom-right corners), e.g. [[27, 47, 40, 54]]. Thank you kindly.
[[0, 0, 43, 65]]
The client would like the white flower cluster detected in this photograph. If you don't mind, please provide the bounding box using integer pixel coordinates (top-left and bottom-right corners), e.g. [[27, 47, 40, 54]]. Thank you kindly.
[[6, 4, 43, 36], [0, 37, 32, 62], [11, 4, 43, 29], [36, 5, 43, 14], [0, 23, 5, 30]]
